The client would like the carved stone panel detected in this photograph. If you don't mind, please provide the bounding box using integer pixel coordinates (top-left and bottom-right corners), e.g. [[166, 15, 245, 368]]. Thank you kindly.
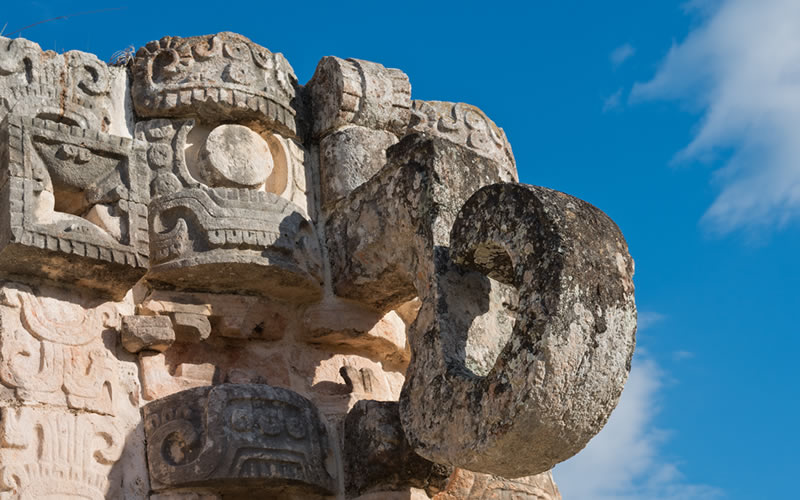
[[143, 384, 336, 496], [0, 116, 148, 298], [132, 33, 298, 138]]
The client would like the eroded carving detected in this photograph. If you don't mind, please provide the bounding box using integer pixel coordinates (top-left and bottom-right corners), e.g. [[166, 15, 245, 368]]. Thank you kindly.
[[132, 32, 298, 137], [143, 384, 336, 495]]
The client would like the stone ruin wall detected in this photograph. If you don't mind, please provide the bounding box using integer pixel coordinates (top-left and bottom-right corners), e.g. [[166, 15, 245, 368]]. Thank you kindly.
[[0, 32, 637, 499]]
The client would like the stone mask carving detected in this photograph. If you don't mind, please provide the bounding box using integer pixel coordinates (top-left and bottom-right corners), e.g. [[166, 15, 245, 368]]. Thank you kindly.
[[0, 31, 635, 500]]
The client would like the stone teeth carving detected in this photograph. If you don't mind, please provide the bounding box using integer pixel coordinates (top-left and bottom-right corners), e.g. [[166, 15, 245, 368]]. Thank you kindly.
[[143, 384, 336, 495], [0, 36, 120, 133], [132, 32, 298, 137], [408, 100, 517, 182], [0, 115, 149, 298], [0, 407, 124, 500], [147, 186, 323, 300], [308, 56, 411, 138], [400, 183, 636, 478]]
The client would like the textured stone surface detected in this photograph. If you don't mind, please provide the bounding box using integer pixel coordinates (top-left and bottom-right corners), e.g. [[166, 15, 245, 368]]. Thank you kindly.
[[122, 314, 176, 353], [408, 101, 517, 182], [0, 30, 640, 499], [132, 32, 298, 137], [319, 125, 398, 207], [400, 183, 636, 477], [308, 56, 411, 137], [345, 400, 451, 498], [143, 384, 336, 495]]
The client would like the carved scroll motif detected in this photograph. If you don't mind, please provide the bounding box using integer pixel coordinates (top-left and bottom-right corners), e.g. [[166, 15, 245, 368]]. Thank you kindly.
[[0, 284, 121, 415], [0, 407, 123, 500]]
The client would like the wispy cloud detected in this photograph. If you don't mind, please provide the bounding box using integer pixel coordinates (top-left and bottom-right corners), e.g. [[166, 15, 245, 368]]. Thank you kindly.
[[637, 311, 666, 331], [631, 0, 800, 233], [554, 355, 721, 500], [611, 43, 636, 67], [603, 88, 624, 112]]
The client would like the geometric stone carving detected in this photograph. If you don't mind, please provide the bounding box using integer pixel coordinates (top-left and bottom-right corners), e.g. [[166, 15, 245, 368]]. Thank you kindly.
[[344, 400, 451, 498], [132, 32, 298, 137], [400, 183, 637, 478], [408, 100, 517, 182], [0, 407, 124, 500], [122, 315, 176, 353], [143, 384, 336, 495], [0, 116, 149, 298], [308, 56, 411, 138]]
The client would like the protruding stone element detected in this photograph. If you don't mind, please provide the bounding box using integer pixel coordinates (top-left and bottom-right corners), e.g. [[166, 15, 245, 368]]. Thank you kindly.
[[319, 125, 398, 207], [147, 186, 323, 300], [198, 124, 273, 188], [122, 315, 176, 353], [408, 101, 517, 182], [308, 56, 411, 137], [326, 134, 511, 313], [434, 469, 562, 500], [344, 400, 451, 498], [132, 32, 298, 137], [170, 311, 212, 343], [400, 183, 637, 478], [143, 384, 336, 495], [0, 114, 149, 299]]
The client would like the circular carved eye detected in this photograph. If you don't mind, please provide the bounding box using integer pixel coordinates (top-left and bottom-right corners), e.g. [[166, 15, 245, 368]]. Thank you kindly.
[[256, 407, 283, 436], [230, 408, 253, 432], [224, 42, 251, 61], [198, 124, 272, 189]]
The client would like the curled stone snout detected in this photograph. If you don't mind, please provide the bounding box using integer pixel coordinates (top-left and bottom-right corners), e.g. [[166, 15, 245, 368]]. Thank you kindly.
[[399, 182, 637, 478]]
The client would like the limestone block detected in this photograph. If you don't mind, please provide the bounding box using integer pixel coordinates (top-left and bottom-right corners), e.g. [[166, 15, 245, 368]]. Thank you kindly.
[[325, 133, 511, 313], [319, 125, 398, 207], [0, 115, 149, 299], [122, 315, 176, 353], [308, 56, 411, 137], [302, 297, 410, 366], [408, 101, 517, 182], [433, 469, 562, 500], [344, 400, 451, 498], [132, 32, 298, 137], [400, 183, 637, 477], [197, 123, 273, 188], [0, 36, 132, 135], [143, 384, 336, 495]]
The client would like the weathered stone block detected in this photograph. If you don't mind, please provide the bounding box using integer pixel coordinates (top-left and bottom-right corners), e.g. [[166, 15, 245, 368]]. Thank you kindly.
[[344, 400, 450, 498], [0, 115, 149, 298], [319, 125, 398, 207], [132, 32, 298, 137], [408, 100, 517, 182], [308, 56, 411, 137], [122, 315, 176, 353], [143, 384, 336, 495]]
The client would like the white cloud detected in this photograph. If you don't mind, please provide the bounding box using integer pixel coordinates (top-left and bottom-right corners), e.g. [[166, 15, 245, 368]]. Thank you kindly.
[[602, 89, 624, 113], [631, 0, 800, 232], [637, 311, 666, 330], [611, 43, 636, 67], [553, 355, 721, 500]]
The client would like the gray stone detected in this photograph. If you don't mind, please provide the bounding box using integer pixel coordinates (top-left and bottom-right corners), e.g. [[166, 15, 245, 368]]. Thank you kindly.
[[170, 311, 212, 343], [408, 100, 517, 182], [344, 400, 451, 498], [0, 115, 149, 299], [197, 124, 272, 188], [400, 183, 636, 478], [143, 383, 336, 495], [308, 56, 411, 137], [122, 315, 175, 353], [319, 125, 398, 208], [132, 32, 298, 138]]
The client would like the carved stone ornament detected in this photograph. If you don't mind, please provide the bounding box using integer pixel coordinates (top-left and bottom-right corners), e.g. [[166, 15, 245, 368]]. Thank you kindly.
[[0, 30, 636, 500]]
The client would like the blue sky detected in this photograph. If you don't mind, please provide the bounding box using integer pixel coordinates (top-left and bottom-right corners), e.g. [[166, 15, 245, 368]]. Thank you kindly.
[[4, 1, 799, 498]]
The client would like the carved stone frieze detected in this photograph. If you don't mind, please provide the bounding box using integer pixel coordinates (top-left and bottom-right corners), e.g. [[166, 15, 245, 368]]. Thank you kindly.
[[143, 384, 336, 495], [132, 32, 298, 137], [0, 115, 149, 298]]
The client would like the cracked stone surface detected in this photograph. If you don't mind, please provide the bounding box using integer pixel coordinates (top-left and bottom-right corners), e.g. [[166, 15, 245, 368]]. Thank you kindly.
[[0, 31, 635, 499]]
